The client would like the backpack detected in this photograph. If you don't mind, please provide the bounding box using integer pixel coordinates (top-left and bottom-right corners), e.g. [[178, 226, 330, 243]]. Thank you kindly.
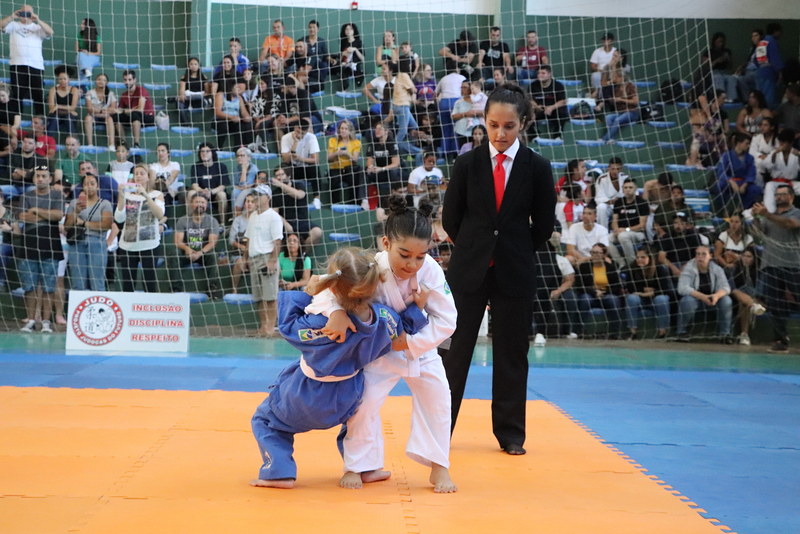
[[569, 101, 593, 119], [660, 79, 684, 104]]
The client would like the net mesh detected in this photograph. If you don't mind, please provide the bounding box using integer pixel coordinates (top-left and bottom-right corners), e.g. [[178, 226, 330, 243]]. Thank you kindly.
[[0, 2, 793, 343]]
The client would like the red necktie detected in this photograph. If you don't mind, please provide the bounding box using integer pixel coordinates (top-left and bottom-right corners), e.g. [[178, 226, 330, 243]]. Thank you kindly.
[[493, 153, 507, 212]]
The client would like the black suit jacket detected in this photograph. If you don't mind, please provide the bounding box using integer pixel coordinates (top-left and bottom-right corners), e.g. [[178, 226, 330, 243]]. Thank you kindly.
[[442, 143, 556, 298]]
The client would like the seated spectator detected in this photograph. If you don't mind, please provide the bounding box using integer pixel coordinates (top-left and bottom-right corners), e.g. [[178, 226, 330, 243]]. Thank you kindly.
[[115, 70, 155, 149], [234, 169, 268, 217], [774, 84, 800, 136], [64, 173, 112, 291], [410, 111, 439, 154], [83, 73, 117, 149], [363, 62, 393, 119], [685, 89, 728, 168], [106, 141, 134, 186], [675, 245, 733, 342], [297, 20, 332, 92], [10, 134, 48, 191], [280, 122, 320, 201], [246, 76, 274, 152], [114, 163, 165, 293], [278, 231, 311, 290], [216, 37, 250, 77], [749, 117, 779, 185], [439, 30, 478, 81], [527, 65, 568, 140], [516, 30, 548, 81], [46, 67, 80, 138], [416, 176, 444, 211], [28, 115, 55, 159], [713, 212, 753, 272], [709, 33, 738, 101], [326, 119, 363, 205], [597, 67, 639, 144], [259, 19, 294, 70], [149, 142, 184, 205], [451, 80, 479, 146], [477, 26, 513, 86], [711, 131, 763, 215], [762, 128, 800, 212], [532, 231, 581, 342], [231, 146, 259, 215], [563, 204, 609, 265], [626, 245, 674, 339], [75, 18, 102, 83], [211, 55, 242, 96], [188, 142, 229, 225], [374, 30, 398, 77], [735, 90, 771, 135], [269, 166, 322, 248], [589, 33, 617, 90], [555, 159, 588, 199], [398, 41, 420, 81], [458, 123, 486, 156], [658, 212, 703, 278], [53, 136, 82, 193], [652, 184, 695, 239], [365, 121, 402, 208], [642, 171, 674, 204], [71, 159, 118, 205], [334, 23, 365, 90], [414, 63, 436, 114], [576, 242, 625, 339], [177, 57, 210, 126], [407, 152, 443, 207], [610, 178, 649, 266], [214, 81, 253, 149], [172, 194, 223, 299], [555, 183, 585, 231], [273, 75, 322, 139], [227, 191, 256, 294], [286, 40, 323, 94], [0, 82, 22, 146], [729, 245, 766, 346], [594, 157, 626, 227]]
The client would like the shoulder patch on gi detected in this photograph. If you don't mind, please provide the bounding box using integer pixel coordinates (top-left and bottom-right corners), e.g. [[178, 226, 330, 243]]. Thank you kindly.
[[443, 281, 452, 295], [379, 307, 400, 339], [298, 328, 326, 341]]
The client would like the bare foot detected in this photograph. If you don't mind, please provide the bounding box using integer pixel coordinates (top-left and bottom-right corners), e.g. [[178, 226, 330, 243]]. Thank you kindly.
[[250, 478, 294, 489], [339, 471, 363, 489], [361, 469, 390, 483], [430, 464, 457, 493]]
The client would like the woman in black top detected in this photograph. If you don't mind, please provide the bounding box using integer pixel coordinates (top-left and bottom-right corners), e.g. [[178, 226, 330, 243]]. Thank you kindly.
[[336, 23, 365, 90], [188, 143, 230, 225], [178, 57, 210, 125], [625, 245, 675, 339]]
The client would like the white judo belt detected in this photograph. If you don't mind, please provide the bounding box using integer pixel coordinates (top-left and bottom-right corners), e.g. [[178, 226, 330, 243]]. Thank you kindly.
[[299, 356, 360, 382]]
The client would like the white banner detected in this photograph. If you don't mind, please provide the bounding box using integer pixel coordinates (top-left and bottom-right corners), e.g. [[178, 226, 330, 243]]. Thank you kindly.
[[66, 291, 191, 354]]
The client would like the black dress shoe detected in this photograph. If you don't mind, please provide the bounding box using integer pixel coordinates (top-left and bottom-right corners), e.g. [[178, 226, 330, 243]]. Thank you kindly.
[[502, 443, 526, 455]]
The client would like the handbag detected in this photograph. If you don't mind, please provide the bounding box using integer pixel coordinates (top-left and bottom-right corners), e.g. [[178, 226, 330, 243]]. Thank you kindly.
[[66, 201, 102, 246], [155, 110, 170, 130]]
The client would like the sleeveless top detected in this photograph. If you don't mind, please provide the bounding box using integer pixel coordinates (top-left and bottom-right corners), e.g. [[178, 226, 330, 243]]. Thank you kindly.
[[221, 96, 240, 118], [55, 89, 72, 116]]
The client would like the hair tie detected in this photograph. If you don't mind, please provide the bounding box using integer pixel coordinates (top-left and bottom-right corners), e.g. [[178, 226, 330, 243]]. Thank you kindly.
[[318, 269, 342, 282], [368, 262, 376, 268]]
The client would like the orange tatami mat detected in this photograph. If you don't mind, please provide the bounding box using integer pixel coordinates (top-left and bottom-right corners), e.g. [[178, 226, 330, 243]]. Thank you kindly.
[[0, 387, 729, 534]]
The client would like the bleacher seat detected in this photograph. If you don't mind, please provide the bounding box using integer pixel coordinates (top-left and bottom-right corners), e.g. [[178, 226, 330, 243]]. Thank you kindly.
[[223, 293, 256, 305], [335, 91, 361, 99], [535, 138, 564, 146], [330, 204, 363, 214], [107, 82, 126, 90], [617, 141, 646, 149], [666, 164, 703, 172], [557, 79, 582, 87], [648, 120, 677, 128], [329, 232, 361, 242], [550, 161, 567, 169], [143, 83, 172, 91], [627, 163, 656, 172], [79, 146, 109, 154], [171, 126, 200, 134], [633, 81, 656, 88], [43, 59, 63, 66], [251, 153, 278, 161], [326, 106, 361, 120], [570, 119, 596, 126], [311, 91, 325, 98], [151, 64, 178, 71], [187, 292, 209, 304], [657, 141, 685, 149], [171, 149, 194, 157], [576, 140, 605, 147], [216, 151, 235, 159], [113, 62, 140, 69]]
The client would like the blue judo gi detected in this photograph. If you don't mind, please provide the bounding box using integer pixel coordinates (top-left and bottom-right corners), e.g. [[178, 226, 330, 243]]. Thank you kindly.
[[251, 291, 427, 481]]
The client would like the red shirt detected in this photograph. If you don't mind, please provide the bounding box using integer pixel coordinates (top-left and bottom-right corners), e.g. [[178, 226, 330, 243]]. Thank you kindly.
[[22, 131, 56, 158], [119, 85, 154, 116], [516, 45, 547, 70]]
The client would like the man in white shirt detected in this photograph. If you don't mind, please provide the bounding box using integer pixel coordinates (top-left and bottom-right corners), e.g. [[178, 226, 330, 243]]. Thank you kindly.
[[0, 5, 53, 115], [589, 32, 617, 90], [245, 184, 284, 337], [594, 157, 627, 227], [280, 122, 320, 202], [563, 204, 610, 265], [435, 70, 467, 154]]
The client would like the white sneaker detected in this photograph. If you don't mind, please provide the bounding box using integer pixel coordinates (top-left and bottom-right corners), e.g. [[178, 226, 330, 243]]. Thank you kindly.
[[738, 333, 751, 346], [20, 320, 36, 333], [360, 198, 370, 211], [533, 333, 547, 346], [40, 320, 53, 334], [751, 303, 766, 316], [108, 145, 116, 152], [312, 197, 322, 210], [566, 332, 579, 340]]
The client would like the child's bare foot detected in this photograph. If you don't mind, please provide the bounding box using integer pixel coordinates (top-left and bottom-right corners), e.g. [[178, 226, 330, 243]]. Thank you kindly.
[[361, 469, 390, 483], [250, 478, 294, 489], [430, 464, 457, 493], [339, 471, 363, 489]]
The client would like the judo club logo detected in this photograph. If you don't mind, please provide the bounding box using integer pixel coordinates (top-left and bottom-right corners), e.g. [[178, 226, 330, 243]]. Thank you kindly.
[[72, 296, 124, 346]]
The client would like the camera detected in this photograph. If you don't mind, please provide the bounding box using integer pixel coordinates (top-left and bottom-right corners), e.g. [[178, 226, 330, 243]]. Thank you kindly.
[[124, 183, 137, 194]]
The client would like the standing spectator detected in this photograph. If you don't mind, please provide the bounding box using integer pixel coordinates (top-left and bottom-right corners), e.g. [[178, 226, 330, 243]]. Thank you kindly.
[[755, 23, 784, 110], [728, 245, 766, 346], [711, 131, 762, 215], [750, 117, 779, 184], [245, 184, 283, 336], [269, 166, 322, 248], [278, 232, 311, 290], [477, 26, 513, 86], [188, 143, 229, 225], [231, 146, 259, 215], [734, 29, 763, 102], [365, 121, 402, 208], [75, 18, 101, 83], [625, 245, 674, 339], [228, 192, 256, 294], [259, 20, 294, 69], [597, 67, 639, 144], [516, 30, 548, 81], [589, 32, 617, 90], [46, 67, 80, 138], [280, 122, 320, 202], [115, 70, 154, 149], [735, 90, 772, 136], [563, 204, 609, 265], [527, 65, 568, 140], [439, 30, 478, 81], [762, 129, 800, 212], [709, 33, 738, 101], [148, 142, 184, 206], [0, 5, 53, 115], [576, 243, 625, 339], [610, 178, 648, 266], [657, 212, 703, 278], [53, 136, 82, 192], [83, 74, 117, 150], [335, 23, 365, 90], [214, 81, 253, 149], [434, 67, 466, 155], [114, 164, 165, 293], [298, 20, 332, 92], [594, 157, 626, 227], [17, 165, 63, 333], [64, 173, 112, 290], [752, 185, 800, 353], [326, 119, 363, 204], [390, 61, 421, 163], [177, 57, 210, 126], [173, 194, 223, 299], [675, 245, 733, 342], [713, 212, 753, 272]]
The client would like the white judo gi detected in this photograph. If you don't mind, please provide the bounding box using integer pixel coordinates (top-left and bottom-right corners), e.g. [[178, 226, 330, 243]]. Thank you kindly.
[[311, 251, 457, 472]]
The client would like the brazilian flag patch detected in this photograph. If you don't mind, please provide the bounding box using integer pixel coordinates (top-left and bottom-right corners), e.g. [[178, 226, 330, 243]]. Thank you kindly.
[[298, 328, 326, 341], [443, 281, 452, 295]]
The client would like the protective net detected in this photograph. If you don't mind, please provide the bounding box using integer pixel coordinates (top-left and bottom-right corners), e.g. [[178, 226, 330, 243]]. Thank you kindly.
[[0, 1, 795, 345]]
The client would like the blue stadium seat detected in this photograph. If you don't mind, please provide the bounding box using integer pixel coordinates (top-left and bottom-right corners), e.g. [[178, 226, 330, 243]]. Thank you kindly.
[[326, 105, 361, 120], [43, 59, 63, 66], [171, 126, 200, 134], [329, 232, 361, 242], [143, 83, 172, 91], [223, 293, 256, 305], [79, 146, 109, 154], [107, 82, 126, 90], [335, 91, 362, 99], [170, 149, 194, 157], [570, 119, 596, 126], [576, 140, 605, 147], [666, 164, 703, 172], [617, 141, 646, 149], [648, 120, 677, 128], [216, 151, 235, 159], [251, 153, 278, 161], [550, 161, 567, 169], [535, 138, 564, 146], [187, 292, 209, 304], [330, 204, 363, 214], [113, 62, 140, 69], [151, 64, 178, 71], [657, 141, 685, 149], [627, 163, 656, 171], [633, 80, 656, 88]]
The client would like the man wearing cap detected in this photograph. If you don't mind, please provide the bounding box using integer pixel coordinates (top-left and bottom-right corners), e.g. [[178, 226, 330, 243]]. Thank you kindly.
[[589, 32, 617, 90], [173, 194, 223, 300], [245, 184, 284, 336], [0, 5, 53, 115]]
